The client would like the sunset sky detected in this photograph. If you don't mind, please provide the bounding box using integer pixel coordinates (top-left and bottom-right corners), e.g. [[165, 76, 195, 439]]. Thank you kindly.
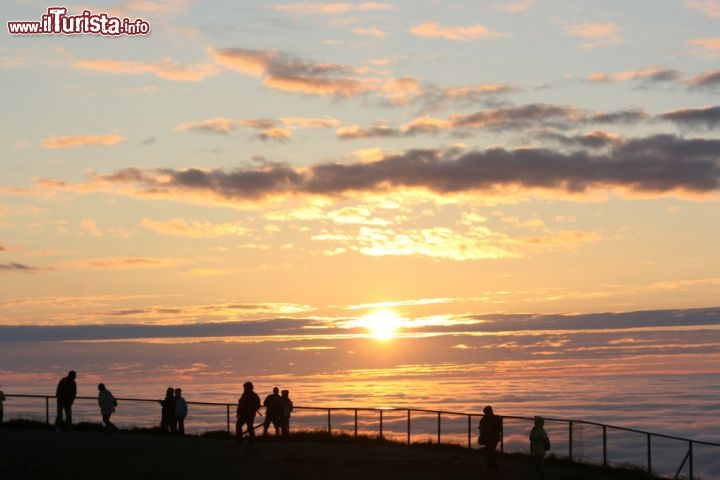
[[2, 0, 720, 342]]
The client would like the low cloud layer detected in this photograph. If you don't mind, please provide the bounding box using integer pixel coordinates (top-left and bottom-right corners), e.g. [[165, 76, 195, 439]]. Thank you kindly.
[[38, 134, 720, 203], [2, 306, 717, 342]]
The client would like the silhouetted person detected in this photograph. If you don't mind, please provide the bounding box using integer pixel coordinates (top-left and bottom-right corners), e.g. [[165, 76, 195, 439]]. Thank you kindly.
[[235, 381, 261, 444], [97, 383, 118, 433], [158, 387, 175, 433], [529, 416, 549, 480], [55, 370, 77, 430], [279, 389, 293, 437], [262, 387, 281, 436], [174, 388, 188, 435], [478, 405, 502, 474], [0, 384, 6, 425]]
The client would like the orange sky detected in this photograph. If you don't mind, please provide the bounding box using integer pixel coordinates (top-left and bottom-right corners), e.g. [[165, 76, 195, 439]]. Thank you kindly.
[[2, 1, 720, 332]]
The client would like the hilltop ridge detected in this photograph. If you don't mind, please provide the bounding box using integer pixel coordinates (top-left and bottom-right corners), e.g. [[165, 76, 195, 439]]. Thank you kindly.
[[0, 423, 664, 480]]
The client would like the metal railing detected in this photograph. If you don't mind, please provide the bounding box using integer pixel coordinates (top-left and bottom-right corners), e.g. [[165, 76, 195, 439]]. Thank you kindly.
[[5, 394, 719, 480]]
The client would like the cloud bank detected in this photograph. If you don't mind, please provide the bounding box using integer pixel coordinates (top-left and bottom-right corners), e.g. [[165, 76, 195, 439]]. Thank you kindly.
[[38, 135, 720, 203]]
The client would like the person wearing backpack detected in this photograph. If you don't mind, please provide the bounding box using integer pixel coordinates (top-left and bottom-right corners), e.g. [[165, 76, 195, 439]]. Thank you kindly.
[[97, 383, 118, 433], [478, 405, 502, 473], [530, 416, 550, 479]]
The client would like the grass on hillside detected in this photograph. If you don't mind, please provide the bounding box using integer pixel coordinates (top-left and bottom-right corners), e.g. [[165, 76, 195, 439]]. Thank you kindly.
[[0, 419, 674, 480]]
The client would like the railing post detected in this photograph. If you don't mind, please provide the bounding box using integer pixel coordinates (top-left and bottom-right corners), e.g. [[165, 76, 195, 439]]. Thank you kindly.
[[569, 420, 573, 461], [689, 440, 694, 480], [327, 408, 332, 435], [437, 411, 441, 444], [226, 404, 230, 433], [379, 410, 383, 438], [674, 447, 692, 480], [467, 415, 472, 450], [647, 433, 652, 475], [602, 425, 607, 466], [354, 409, 358, 438], [407, 410, 411, 445], [45, 396, 50, 424]]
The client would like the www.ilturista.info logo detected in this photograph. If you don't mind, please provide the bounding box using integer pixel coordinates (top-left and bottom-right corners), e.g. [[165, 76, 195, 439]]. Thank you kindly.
[[8, 7, 151, 36]]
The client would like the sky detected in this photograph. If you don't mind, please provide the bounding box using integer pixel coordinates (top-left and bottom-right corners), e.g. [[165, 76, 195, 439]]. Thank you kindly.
[[2, 0, 720, 382]]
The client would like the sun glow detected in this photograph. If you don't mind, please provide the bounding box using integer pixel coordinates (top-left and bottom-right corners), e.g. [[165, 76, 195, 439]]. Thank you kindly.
[[361, 310, 402, 340]]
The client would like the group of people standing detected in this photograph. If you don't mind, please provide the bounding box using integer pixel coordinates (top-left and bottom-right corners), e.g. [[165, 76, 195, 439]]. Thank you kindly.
[[159, 387, 189, 435], [261, 386, 294, 437], [51, 370, 293, 442], [54, 370, 119, 433], [235, 381, 293, 445], [478, 405, 551, 479], [49, 370, 550, 478]]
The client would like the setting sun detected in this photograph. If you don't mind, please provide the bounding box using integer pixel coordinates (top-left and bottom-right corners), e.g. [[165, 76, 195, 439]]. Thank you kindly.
[[361, 310, 402, 340]]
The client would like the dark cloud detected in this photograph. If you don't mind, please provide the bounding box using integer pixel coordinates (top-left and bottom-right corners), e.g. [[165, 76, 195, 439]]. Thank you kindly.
[[412, 83, 521, 112], [2, 307, 719, 343], [644, 68, 684, 83], [688, 70, 720, 90], [536, 131, 621, 149], [661, 106, 720, 129], [339, 104, 652, 140], [212, 48, 368, 97], [459, 105, 649, 129], [589, 109, 649, 124], [452, 103, 577, 131], [588, 67, 684, 86], [74, 134, 720, 199], [0, 262, 50, 273], [153, 165, 304, 199], [464, 307, 720, 332], [0, 318, 317, 342]]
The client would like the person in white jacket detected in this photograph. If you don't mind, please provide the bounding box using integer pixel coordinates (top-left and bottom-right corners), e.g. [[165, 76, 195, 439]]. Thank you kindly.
[[97, 383, 117, 432], [174, 388, 188, 435]]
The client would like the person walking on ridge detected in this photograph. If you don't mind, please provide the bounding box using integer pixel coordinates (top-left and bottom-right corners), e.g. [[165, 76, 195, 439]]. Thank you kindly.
[[262, 387, 282, 436], [55, 370, 77, 431], [174, 388, 188, 435], [97, 383, 118, 433], [529, 416, 550, 479], [236, 381, 261, 445], [478, 405, 502, 474]]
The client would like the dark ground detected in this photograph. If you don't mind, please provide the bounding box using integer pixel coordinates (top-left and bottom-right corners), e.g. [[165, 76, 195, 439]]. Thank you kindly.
[[0, 427, 661, 480]]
